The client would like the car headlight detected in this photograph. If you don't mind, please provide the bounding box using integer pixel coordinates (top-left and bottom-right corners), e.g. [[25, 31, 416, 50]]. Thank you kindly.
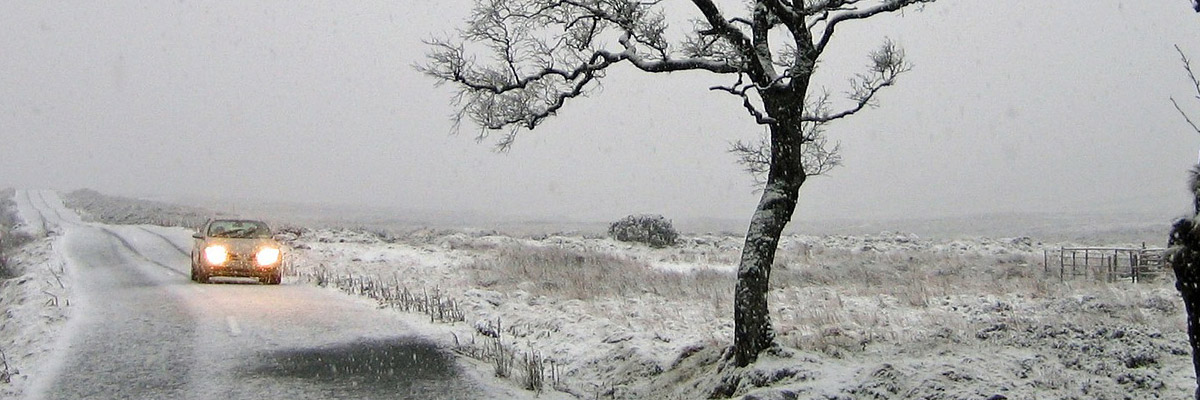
[[256, 247, 280, 266], [204, 245, 228, 265]]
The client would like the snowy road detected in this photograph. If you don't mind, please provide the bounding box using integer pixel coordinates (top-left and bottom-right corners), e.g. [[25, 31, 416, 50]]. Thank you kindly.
[[16, 190, 482, 400]]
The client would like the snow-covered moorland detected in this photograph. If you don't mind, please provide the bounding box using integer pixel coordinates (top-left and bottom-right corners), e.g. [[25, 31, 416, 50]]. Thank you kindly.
[[37, 189, 1198, 399], [0, 190, 70, 399]]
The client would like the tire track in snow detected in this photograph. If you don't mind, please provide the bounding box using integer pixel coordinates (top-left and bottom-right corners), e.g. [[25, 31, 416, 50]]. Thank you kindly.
[[97, 226, 189, 278], [20, 189, 48, 235], [136, 226, 190, 256], [32, 190, 65, 225], [32, 223, 199, 400]]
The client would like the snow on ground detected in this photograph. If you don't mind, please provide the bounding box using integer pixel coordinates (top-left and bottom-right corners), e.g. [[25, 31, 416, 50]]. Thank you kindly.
[[0, 196, 72, 399], [47, 189, 1200, 399], [279, 229, 1193, 399], [0, 237, 71, 399]]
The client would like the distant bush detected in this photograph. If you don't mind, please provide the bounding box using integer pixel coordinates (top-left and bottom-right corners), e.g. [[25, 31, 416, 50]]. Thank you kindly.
[[608, 214, 679, 248]]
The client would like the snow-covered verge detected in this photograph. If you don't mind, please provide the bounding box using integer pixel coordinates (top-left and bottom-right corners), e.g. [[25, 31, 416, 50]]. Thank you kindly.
[[63, 191, 1195, 399], [0, 191, 71, 398]]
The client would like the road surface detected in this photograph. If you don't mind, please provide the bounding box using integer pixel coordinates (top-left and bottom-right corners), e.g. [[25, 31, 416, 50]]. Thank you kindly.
[[15, 190, 484, 400]]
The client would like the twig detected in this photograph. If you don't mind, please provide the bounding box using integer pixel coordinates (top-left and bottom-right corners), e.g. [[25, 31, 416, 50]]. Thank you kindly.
[[48, 265, 64, 289], [0, 347, 11, 383], [42, 290, 59, 307]]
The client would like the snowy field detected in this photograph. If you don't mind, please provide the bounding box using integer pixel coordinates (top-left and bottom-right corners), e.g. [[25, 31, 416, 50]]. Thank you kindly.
[[282, 230, 1193, 399], [2, 189, 1194, 399]]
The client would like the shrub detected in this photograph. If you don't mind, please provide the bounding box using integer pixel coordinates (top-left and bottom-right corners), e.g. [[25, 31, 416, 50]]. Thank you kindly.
[[608, 214, 679, 248]]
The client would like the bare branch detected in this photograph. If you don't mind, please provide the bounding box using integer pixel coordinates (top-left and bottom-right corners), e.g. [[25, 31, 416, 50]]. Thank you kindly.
[[729, 17, 754, 27], [1179, 45, 1200, 101], [730, 138, 771, 184], [803, 38, 909, 123], [802, 135, 844, 176], [691, 0, 777, 83], [1174, 44, 1200, 137], [424, 0, 928, 152], [750, 1, 780, 84], [420, 0, 750, 148], [681, 20, 748, 68], [710, 74, 776, 124], [815, 0, 933, 56], [760, 0, 800, 30], [730, 123, 843, 185], [762, 0, 815, 82], [1173, 98, 1200, 136], [689, 0, 754, 55]]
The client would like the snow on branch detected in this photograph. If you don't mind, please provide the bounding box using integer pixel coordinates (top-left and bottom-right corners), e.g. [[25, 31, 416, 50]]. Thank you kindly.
[[814, 0, 934, 55], [419, 0, 746, 149], [421, 0, 932, 150], [710, 74, 776, 125]]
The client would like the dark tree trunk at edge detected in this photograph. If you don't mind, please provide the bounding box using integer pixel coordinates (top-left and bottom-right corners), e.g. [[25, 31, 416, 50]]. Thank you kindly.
[[1169, 167, 1200, 400], [1170, 218, 1200, 400]]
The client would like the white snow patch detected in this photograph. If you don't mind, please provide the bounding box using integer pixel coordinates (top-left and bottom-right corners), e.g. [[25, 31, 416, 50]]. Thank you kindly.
[[0, 237, 72, 399]]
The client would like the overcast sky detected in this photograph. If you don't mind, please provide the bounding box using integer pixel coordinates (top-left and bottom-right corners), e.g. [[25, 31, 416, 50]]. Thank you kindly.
[[2, 1, 1199, 227]]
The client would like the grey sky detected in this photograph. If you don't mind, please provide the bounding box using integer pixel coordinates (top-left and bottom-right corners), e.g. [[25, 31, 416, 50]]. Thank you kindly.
[[1, 1, 1198, 227]]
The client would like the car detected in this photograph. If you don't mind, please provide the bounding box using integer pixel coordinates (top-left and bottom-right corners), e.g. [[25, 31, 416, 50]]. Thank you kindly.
[[190, 219, 283, 284]]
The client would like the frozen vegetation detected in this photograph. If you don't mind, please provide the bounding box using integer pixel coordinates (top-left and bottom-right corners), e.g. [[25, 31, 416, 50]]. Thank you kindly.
[[2, 189, 1193, 399], [0, 190, 70, 398]]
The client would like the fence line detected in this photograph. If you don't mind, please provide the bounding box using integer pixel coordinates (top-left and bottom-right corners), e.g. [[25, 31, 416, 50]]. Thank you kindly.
[[1043, 245, 1165, 283]]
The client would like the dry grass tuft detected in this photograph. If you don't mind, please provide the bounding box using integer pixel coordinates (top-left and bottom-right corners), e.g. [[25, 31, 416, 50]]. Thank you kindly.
[[758, 241, 1177, 358], [772, 248, 1044, 303], [468, 245, 732, 301]]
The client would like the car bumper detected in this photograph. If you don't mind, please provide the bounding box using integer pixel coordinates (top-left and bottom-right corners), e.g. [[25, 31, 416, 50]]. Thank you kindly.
[[203, 262, 280, 278]]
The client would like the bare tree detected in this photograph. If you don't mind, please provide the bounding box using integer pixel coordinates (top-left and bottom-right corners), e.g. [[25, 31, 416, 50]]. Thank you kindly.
[[422, 0, 933, 367]]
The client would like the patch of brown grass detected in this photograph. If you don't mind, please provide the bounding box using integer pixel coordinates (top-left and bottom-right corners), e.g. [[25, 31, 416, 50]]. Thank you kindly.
[[468, 245, 732, 301]]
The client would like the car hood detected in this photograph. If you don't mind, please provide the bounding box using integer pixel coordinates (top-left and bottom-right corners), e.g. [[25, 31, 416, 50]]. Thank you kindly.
[[203, 238, 280, 254]]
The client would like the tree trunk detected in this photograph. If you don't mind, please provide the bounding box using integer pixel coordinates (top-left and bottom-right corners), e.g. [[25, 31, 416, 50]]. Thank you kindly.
[[732, 94, 807, 367], [1170, 217, 1200, 400], [732, 184, 800, 366], [1173, 167, 1200, 399]]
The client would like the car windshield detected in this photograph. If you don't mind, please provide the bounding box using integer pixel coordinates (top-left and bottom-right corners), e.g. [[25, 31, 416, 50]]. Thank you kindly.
[[207, 220, 271, 239]]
